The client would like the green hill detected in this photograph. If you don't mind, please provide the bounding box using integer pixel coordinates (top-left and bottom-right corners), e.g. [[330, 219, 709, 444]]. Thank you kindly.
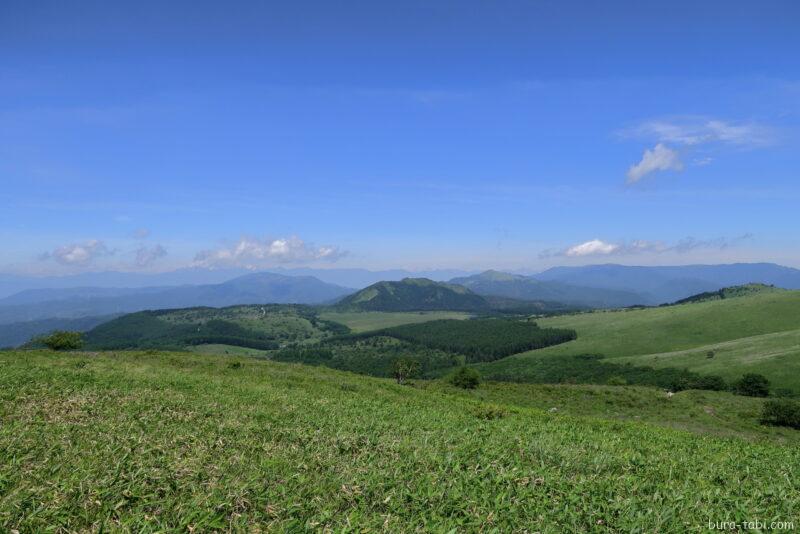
[[670, 282, 782, 304], [334, 277, 573, 313], [475, 290, 800, 392], [2, 349, 798, 531], [335, 278, 491, 312], [83, 304, 348, 350]]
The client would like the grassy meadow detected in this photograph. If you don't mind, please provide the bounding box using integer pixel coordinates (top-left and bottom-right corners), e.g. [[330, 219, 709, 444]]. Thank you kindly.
[[1, 349, 799, 532], [615, 328, 800, 390], [477, 291, 800, 391], [421, 381, 800, 444], [319, 310, 471, 333]]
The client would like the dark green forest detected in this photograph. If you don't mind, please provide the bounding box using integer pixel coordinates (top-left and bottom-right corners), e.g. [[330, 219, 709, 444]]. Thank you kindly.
[[380, 318, 577, 362]]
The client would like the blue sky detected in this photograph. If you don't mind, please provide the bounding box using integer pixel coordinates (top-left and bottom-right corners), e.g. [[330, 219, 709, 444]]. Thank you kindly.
[[2, 0, 799, 274]]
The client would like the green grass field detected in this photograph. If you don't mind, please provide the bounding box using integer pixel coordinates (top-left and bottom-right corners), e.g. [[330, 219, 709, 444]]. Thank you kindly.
[[319, 310, 471, 333], [189, 343, 274, 357], [477, 291, 800, 391], [422, 381, 800, 444], [2, 350, 799, 531], [615, 328, 800, 390]]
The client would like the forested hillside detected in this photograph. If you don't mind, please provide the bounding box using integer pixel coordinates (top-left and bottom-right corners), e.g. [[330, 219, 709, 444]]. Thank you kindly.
[[83, 305, 348, 350]]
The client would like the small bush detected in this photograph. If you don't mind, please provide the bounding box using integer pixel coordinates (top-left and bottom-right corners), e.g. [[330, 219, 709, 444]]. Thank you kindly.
[[706, 351, 715, 359], [39, 331, 83, 351], [606, 376, 628, 386], [472, 403, 506, 420], [668, 373, 726, 392], [449, 367, 481, 389], [228, 361, 243, 370], [733, 373, 770, 397], [761, 398, 800, 429], [689, 375, 727, 391]]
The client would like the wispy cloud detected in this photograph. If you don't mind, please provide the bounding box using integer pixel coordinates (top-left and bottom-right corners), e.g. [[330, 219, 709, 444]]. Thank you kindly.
[[543, 234, 753, 259], [626, 143, 684, 184], [134, 244, 167, 267], [629, 117, 773, 147], [132, 228, 151, 239], [40, 240, 114, 266], [672, 234, 754, 253], [193, 236, 347, 269]]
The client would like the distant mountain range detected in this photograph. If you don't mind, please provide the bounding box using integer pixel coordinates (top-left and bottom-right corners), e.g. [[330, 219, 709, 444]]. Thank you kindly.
[[531, 263, 800, 304], [268, 267, 476, 289], [5, 262, 798, 304], [0, 267, 474, 299], [0, 268, 250, 299], [450, 270, 645, 308], [0, 272, 352, 326]]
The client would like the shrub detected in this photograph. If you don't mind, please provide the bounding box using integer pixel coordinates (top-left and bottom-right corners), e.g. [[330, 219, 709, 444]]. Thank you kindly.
[[761, 398, 800, 429], [39, 331, 83, 351], [669, 373, 726, 392], [706, 351, 715, 359], [733, 373, 770, 397], [774, 388, 797, 398], [606, 376, 628, 386], [472, 403, 506, 420], [449, 367, 481, 389], [689, 375, 727, 391]]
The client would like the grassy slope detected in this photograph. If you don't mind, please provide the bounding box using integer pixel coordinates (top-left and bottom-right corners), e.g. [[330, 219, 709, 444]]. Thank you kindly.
[[477, 291, 800, 390], [615, 328, 800, 389], [189, 343, 273, 357], [319, 310, 470, 333], [422, 382, 800, 444], [2, 350, 799, 531]]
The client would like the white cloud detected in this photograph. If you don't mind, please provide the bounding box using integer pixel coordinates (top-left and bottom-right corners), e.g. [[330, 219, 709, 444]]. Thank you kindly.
[[622, 116, 773, 184], [194, 236, 346, 268], [626, 143, 684, 184], [546, 235, 752, 259], [135, 244, 167, 267], [565, 239, 621, 257], [42, 240, 114, 266]]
